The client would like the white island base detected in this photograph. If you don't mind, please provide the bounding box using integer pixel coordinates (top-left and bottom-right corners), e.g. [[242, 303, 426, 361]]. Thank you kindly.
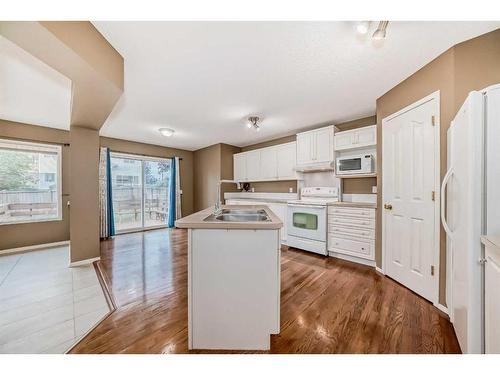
[[187, 228, 281, 350]]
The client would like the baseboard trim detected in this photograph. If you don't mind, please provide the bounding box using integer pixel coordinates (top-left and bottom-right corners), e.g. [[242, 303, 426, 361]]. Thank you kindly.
[[434, 303, 449, 317], [328, 251, 376, 267], [0, 240, 70, 256], [69, 257, 100, 267], [375, 266, 385, 275]]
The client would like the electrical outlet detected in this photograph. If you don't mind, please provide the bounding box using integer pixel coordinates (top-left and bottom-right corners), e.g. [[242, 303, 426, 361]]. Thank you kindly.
[[372, 186, 377, 194]]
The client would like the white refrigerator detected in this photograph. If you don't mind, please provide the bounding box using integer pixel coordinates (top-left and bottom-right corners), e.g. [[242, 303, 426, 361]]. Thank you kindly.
[[441, 84, 500, 354]]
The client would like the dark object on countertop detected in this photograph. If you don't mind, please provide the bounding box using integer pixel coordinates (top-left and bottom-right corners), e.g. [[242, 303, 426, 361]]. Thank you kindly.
[[242, 182, 251, 192]]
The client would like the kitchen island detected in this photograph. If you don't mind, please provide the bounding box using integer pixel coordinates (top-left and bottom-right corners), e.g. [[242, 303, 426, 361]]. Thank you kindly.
[[175, 205, 282, 351]]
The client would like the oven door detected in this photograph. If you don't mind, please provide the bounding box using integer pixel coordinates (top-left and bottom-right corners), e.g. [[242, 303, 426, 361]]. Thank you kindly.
[[337, 157, 362, 174], [287, 204, 326, 242]]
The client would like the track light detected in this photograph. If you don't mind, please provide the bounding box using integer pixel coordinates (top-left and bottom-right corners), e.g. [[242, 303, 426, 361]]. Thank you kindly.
[[372, 21, 389, 40], [246, 116, 261, 131]]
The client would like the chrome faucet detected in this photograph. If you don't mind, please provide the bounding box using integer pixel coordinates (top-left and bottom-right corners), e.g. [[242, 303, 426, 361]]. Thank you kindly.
[[215, 180, 241, 215]]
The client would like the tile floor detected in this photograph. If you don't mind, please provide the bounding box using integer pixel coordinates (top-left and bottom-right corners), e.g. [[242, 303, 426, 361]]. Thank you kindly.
[[0, 246, 111, 353]]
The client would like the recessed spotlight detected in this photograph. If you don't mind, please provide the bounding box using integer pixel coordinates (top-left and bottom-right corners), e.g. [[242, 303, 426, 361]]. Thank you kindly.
[[356, 21, 370, 35], [159, 128, 175, 137]]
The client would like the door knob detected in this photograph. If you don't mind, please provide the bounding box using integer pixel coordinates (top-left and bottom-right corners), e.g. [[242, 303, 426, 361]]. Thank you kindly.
[[384, 203, 393, 210]]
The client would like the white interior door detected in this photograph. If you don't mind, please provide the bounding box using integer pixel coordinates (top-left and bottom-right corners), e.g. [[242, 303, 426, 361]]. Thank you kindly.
[[382, 95, 439, 303]]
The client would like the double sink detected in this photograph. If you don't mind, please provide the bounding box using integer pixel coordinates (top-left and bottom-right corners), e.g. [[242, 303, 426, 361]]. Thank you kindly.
[[204, 208, 270, 223]]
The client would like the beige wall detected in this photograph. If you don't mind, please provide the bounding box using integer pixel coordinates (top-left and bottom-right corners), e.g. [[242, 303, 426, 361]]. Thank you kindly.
[[69, 127, 100, 262], [193, 144, 221, 211], [220, 143, 242, 199], [376, 28, 500, 305], [193, 143, 241, 211], [0, 120, 194, 254], [0, 120, 71, 251]]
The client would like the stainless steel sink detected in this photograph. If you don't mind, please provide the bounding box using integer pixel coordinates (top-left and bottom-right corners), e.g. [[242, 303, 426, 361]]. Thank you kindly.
[[204, 208, 270, 222]]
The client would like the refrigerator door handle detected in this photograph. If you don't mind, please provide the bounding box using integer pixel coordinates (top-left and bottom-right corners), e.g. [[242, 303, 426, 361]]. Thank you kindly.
[[441, 167, 454, 236]]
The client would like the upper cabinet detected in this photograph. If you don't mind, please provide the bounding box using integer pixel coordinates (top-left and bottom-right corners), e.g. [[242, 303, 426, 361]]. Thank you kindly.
[[245, 150, 261, 181], [233, 142, 298, 182], [296, 125, 335, 166], [276, 143, 297, 179], [233, 153, 246, 181], [334, 125, 376, 151]]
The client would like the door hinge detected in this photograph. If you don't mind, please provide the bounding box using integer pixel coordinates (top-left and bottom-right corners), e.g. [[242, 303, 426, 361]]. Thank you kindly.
[[431, 265, 435, 276], [431, 115, 436, 126], [432, 191, 435, 201]]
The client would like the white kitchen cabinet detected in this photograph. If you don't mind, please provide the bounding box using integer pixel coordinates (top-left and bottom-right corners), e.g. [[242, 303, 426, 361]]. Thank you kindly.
[[334, 125, 376, 151], [233, 142, 298, 182], [327, 205, 375, 265], [260, 147, 278, 179], [267, 202, 287, 243], [314, 126, 334, 163], [485, 238, 500, 354], [233, 153, 246, 181], [296, 125, 334, 166], [296, 132, 314, 165], [245, 151, 261, 181], [276, 142, 297, 180]]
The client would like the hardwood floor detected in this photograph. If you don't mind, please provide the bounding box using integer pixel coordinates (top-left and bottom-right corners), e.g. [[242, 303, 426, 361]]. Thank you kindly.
[[70, 228, 460, 354]]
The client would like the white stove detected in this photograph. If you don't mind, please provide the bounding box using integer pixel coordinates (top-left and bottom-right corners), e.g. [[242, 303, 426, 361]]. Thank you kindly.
[[286, 187, 339, 255], [287, 187, 340, 206]]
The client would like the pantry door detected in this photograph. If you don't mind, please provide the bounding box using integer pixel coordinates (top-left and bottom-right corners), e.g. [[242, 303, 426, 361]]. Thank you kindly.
[[382, 92, 440, 304]]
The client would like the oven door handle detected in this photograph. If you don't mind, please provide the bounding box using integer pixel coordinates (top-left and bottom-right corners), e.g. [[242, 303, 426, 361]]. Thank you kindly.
[[287, 204, 326, 209]]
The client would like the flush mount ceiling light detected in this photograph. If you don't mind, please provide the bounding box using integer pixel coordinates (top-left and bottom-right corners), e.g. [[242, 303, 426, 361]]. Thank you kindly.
[[246, 116, 261, 132], [159, 127, 175, 137], [372, 21, 389, 40], [356, 21, 370, 35]]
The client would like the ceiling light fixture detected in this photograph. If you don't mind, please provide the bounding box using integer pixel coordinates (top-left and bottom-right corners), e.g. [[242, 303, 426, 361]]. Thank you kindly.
[[372, 21, 389, 40], [159, 127, 175, 137], [247, 116, 261, 132], [356, 21, 370, 35]]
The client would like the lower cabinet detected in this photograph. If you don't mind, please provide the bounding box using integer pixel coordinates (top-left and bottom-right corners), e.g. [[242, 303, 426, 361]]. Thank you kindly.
[[226, 199, 288, 244], [327, 206, 375, 265]]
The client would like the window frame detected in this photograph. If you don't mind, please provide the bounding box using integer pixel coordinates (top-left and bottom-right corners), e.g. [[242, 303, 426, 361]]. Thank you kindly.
[[0, 138, 63, 226]]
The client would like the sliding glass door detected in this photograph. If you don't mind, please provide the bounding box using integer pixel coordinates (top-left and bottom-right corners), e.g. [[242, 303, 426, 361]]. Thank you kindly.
[[143, 160, 170, 228], [110, 153, 171, 233]]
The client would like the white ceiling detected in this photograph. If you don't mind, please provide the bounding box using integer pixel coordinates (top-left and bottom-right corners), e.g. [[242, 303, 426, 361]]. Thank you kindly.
[[1, 22, 499, 150], [0, 35, 72, 130], [93, 21, 499, 151]]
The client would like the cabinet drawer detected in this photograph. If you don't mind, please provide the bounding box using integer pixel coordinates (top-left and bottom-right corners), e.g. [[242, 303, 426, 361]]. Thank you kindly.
[[328, 215, 375, 229], [328, 224, 374, 240], [328, 206, 375, 219], [328, 236, 374, 260]]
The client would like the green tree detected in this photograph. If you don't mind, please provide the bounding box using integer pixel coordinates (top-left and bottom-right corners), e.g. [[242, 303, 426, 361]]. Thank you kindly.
[[0, 150, 37, 190]]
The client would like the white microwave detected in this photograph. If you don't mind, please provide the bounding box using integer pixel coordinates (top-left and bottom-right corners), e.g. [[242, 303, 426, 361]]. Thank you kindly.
[[336, 154, 374, 175]]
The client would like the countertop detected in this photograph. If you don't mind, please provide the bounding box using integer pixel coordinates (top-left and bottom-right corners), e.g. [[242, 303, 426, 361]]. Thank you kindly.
[[481, 235, 500, 250], [175, 205, 283, 230], [224, 192, 298, 203]]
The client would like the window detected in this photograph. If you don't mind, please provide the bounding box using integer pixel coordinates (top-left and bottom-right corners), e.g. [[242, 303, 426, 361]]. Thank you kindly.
[[0, 139, 62, 225], [110, 153, 172, 232]]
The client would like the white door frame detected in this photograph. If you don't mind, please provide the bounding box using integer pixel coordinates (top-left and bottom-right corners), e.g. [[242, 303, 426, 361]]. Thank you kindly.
[[381, 90, 441, 307]]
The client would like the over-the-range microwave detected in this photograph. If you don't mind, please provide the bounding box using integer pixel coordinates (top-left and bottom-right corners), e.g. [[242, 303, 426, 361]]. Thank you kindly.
[[336, 154, 375, 175]]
